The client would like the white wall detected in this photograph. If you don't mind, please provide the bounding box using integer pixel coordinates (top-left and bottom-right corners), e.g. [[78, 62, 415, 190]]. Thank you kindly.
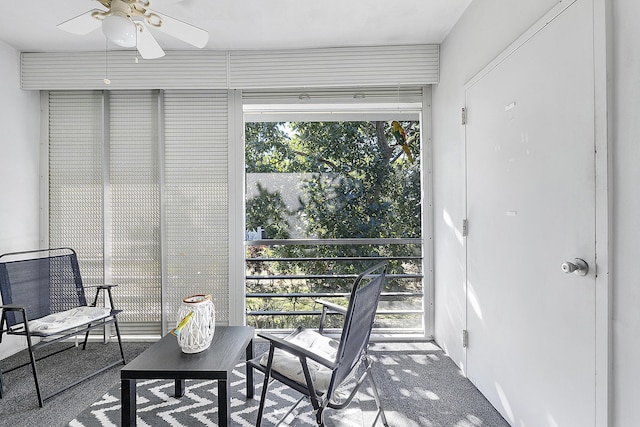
[[433, 0, 640, 425], [246, 173, 314, 238], [611, 0, 640, 424], [432, 0, 559, 370], [0, 41, 41, 359]]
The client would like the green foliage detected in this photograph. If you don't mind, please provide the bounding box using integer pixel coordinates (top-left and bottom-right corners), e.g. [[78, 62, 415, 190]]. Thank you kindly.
[[245, 120, 421, 240], [245, 183, 291, 240], [245, 123, 308, 173], [244, 120, 424, 327]]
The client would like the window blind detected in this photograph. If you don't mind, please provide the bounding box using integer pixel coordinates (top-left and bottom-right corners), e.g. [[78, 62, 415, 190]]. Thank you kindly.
[[108, 91, 162, 331], [48, 91, 105, 284], [47, 90, 230, 336], [163, 90, 230, 330]]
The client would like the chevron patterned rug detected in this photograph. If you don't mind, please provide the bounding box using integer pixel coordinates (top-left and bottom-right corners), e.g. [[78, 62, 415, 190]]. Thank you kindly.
[[68, 366, 371, 427]]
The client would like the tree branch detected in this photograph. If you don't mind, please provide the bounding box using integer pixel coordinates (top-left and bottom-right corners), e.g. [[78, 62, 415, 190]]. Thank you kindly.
[[376, 121, 393, 161], [291, 149, 339, 170]]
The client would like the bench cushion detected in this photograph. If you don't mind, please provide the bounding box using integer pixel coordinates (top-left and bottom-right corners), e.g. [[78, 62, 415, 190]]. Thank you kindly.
[[25, 306, 112, 335]]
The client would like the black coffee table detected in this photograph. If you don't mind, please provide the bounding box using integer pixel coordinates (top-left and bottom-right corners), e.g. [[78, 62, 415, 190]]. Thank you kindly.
[[121, 325, 255, 426]]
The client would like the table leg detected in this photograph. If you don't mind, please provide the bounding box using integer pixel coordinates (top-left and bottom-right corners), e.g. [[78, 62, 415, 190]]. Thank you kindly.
[[175, 379, 185, 397], [246, 338, 254, 399], [219, 378, 230, 426], [121, 379, 137, 427]]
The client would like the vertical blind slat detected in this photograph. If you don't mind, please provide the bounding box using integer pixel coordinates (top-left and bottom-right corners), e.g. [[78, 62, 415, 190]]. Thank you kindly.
[[48, 91, 105, 284], [163, 90, 230, 326]]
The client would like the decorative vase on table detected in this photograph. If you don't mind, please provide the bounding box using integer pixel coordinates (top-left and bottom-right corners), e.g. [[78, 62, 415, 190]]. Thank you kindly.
[[174, 294, 216, 354]]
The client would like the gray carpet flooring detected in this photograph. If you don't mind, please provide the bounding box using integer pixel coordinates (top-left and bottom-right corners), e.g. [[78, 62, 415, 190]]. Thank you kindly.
[[0, 339, 509, 427]]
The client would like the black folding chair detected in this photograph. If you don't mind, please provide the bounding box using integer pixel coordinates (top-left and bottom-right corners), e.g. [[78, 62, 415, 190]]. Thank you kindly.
[[0, 247, 125, 407], [248, 262, 390, 427]]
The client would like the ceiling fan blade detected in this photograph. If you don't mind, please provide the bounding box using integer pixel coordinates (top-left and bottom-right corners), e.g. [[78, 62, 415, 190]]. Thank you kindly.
[[57, 9, 103, 35], [136, 22, 166, 59], [149, 11, 208, 48]]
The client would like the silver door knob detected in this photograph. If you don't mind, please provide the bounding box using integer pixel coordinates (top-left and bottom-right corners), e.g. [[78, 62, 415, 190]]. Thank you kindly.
[[561, 258, 588, 276]]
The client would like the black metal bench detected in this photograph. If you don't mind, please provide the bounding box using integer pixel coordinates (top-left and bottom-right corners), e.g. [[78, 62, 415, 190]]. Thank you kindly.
[[0, 247, 125, 407]]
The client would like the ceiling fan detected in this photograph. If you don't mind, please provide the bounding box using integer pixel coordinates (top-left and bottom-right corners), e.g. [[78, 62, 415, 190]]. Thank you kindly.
[[57, 0, 209, 59]]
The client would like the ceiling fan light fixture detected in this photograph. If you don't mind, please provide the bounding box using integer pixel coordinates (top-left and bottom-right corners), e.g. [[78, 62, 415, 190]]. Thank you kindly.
[[102, 13, 137, 47], [58, 0, 209, 60]]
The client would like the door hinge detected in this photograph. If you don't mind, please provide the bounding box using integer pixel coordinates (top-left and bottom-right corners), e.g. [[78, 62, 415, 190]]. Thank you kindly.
[[462, 329, 469, 348], [461, 107, 467, 125], [462, 219, 469, 237]]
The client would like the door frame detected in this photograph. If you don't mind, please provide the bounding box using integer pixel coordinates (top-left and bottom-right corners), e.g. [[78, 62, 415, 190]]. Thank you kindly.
[[462, 0, 611, 424]]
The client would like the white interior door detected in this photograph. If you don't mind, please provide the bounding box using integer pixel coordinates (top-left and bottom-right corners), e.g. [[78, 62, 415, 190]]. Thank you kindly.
[[464, 1, 596, 426]]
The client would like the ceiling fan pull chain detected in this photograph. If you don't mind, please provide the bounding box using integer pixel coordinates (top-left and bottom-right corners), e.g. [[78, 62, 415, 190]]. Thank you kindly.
[[103, 38, 111, 85]]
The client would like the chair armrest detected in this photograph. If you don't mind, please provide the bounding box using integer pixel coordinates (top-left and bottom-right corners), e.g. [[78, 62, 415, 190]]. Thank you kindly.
[[315, 299, 347, 333], [315, 299, 347, 315], [258, 331, 337, 370]]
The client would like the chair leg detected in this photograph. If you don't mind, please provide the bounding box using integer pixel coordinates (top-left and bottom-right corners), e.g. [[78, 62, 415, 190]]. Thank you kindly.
[[113, 318, 126, 364], [81, 325, 92, 350], [256, 347, 275, 427], [26, 335, 44, 407], [106, 287, 126, 364], [315, 408, 325, 427], [274, 395, 306, 426], [83, 286, 102, 350], [299, 359, 325, 427], [367, 372, 389, 427], [256, 377, 268, 427]]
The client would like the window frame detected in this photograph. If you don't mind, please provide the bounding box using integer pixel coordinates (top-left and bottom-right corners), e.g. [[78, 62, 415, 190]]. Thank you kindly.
[[239, 86, 434, 339]]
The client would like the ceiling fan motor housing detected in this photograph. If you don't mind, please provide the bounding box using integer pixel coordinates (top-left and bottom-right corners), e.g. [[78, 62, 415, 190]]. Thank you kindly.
[[101, 0, 137, 47]]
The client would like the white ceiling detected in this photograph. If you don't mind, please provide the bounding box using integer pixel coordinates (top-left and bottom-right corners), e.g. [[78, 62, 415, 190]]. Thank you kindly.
[[0, 0, 471, 53]]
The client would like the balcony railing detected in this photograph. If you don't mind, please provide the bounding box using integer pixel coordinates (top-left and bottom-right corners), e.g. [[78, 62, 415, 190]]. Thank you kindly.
[[245, 238, 425, 339]]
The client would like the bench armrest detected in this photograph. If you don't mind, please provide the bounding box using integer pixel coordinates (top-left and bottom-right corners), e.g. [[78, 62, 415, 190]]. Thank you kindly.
[[84, 284, 118, 289], [0, 305, 29, 336], [0, 304, 27, 311], [85, 284, 119, 309]]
